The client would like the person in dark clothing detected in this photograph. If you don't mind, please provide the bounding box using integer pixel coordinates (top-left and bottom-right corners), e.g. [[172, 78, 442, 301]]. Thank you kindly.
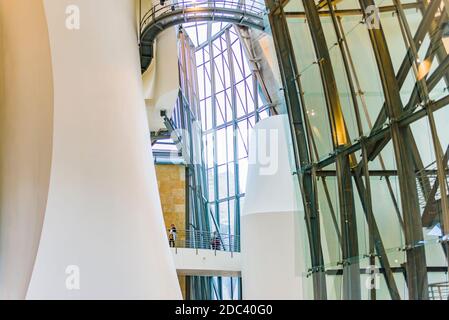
[[211, 231, 221, 251], [169, 224, 177, 248]]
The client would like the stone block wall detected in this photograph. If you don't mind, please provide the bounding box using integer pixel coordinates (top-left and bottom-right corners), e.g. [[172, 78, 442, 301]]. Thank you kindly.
[[155, 164, 187, 299]]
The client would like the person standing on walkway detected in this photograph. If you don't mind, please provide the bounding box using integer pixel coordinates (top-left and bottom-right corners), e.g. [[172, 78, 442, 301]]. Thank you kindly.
[[211, 231, 221, 251], [169, 224, 177, 248]]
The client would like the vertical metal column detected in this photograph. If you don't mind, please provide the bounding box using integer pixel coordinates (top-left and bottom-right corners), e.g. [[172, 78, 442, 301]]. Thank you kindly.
[[225, 28, 241, 251], [302, 0, 361, 300], [394, 0, 449, 271], [266, 0, 327, 300], [359, 0, 429, 300], [325, 0, 401, 299], [209, 37, 221, 230]]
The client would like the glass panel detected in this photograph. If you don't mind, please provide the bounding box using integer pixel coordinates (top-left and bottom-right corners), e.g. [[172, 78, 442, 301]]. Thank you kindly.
[[179, 20, 269, 300], [217, 164, 228, 200], [238, 157, 248, 194], [216, 128, 226, 166], [219, 201, 229, 234]]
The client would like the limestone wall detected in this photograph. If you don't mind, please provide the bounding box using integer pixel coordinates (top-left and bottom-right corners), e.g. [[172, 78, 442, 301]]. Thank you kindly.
[[155, 164, 187, 299]]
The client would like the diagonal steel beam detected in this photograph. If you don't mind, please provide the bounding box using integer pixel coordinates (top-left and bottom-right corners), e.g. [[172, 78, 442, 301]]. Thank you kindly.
[[353, 168, 402, 300], [310, 93, 449, 171], [236, 26, 281, 115], [422, 146, 449, 227], [370, 0, 443, 133], [367, 54, 449, 162], [302, 0, 361, 300], [364, 0, 445, 200], [356, 1, 449, 202], [334, 13, 406, 232], [266, 0, 327, 300], [317, 0, 343, 10], [394, 1, 449, 272], [325, 0, 401, 299], [365, 11, 446, 198], [359, 0, 429, 300], [287, 3, 421, 18], [363, 0, 444, 199], [418, 0, 449, 88], [308, 0, 449, 188]]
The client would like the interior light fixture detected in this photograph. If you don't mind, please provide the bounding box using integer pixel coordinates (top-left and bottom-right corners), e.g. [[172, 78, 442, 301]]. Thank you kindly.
[[307, 109, 316, 117]]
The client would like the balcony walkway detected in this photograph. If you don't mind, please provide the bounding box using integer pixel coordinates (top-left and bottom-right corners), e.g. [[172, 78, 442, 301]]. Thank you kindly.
[[167, 229, 242, 277], [139, 0, 266, 73], [171, 248, 241, 277]]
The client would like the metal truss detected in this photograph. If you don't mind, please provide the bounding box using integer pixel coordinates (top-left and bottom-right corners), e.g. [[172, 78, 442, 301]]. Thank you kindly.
[[140, 0, 449, 301], [267, 0, 449, 300]]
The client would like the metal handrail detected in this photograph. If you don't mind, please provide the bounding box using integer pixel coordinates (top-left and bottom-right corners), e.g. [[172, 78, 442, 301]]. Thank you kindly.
[[429, 281, 449, 300], [167, 229, 240, 252], [416, 157, 449, 208], [139, 0, 266, 73], [140, 0, 266, 34]]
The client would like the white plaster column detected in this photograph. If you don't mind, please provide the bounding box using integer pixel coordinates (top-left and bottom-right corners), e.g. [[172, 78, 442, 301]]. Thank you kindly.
[[241, 115, 305, 300], [142, 27, 180, 132], [0, 0, 54, 300], [26, 0, 181, 299]]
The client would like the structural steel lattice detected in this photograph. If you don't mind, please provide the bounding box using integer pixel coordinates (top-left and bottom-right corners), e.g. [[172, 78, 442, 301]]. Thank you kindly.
[[267, 0, 449, 300]]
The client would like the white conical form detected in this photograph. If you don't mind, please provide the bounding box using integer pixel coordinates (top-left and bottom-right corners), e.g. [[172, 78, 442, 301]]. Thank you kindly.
[[26, 0, 181, 299], [241, 115, 305, 300]]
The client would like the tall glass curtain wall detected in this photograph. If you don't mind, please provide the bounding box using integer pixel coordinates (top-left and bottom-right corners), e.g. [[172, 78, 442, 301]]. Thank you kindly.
[[175, 30, 214, 300], [197, 24, 270, 300], [195, 25, 269, 242], [175, 23, 270, 300], [276, 0, 449, 300], [177, 30, 211, 236]]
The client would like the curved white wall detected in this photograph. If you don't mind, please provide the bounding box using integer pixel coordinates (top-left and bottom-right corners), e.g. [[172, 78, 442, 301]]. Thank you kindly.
[[25, 0, 181, 299], [241, 115, 305, 300], [0, 0, 54, 300], [143, 27, 180, 132]]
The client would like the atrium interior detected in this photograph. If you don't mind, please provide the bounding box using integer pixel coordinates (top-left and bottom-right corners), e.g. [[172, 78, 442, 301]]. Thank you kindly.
[[1, 0, 449, 300]]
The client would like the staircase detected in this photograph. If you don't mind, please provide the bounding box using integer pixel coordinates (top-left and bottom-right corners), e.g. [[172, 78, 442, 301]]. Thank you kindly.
[[417, 148, 449, 228]]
